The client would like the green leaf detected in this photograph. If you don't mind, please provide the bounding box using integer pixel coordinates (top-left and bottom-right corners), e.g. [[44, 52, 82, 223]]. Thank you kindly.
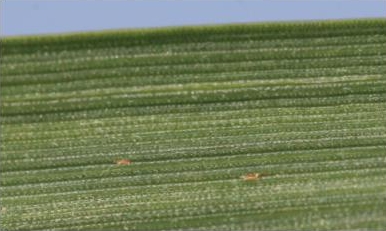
[[1, 19, 386, 230]]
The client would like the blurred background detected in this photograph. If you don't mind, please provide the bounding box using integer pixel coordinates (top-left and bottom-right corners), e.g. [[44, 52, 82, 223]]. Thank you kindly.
[[1, 0, 385, 37]]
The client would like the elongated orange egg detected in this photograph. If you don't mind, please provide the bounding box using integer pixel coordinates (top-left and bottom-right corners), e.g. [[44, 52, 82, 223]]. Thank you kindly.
[[116, 159, 131, 165]]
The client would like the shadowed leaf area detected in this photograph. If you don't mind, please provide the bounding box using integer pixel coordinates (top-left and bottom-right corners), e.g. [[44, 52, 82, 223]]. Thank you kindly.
[[1, 19, 386, 230]]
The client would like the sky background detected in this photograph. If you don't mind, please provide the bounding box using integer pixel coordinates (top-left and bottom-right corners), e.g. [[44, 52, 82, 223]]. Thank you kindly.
[[1, 1, 385, 37]]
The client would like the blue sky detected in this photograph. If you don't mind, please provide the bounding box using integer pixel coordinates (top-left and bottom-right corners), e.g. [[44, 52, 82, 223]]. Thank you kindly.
[[1, 1, 385, 37]]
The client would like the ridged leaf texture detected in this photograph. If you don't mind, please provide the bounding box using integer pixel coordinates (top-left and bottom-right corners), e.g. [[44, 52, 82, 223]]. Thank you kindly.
[[1, 19, 386, 230]]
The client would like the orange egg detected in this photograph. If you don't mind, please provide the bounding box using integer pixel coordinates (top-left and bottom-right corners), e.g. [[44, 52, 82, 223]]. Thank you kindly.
[[241, 173, 265, 181], [116, 159, 131, 165]]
